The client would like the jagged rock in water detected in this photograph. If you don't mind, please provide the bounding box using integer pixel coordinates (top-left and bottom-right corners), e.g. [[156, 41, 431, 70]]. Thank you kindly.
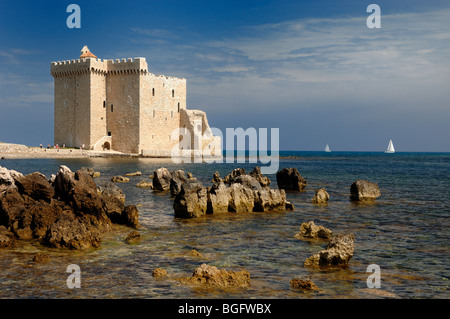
[[207, 182, 231, 214], [249, 166, 271, 187], [228, 183, 255, 213], [98, 182, 126, 203], [312, 188, 330, 204], [0, 166, 23, 193], [15, 172, 55, 203], [223, 168, 246, 185], [212, 171, 222, 183], [170, 170, 188, 196], [350, 180, 381, 201], [153, 167, 172, 191], [46, 211, 103, 250], [304, 233, 355, 267], [233, 174, 262, 190], [0, 165, 139, 250], [80, 167, 100, 178], [276, 167, 306, 191], [125, 230, 141, 244], [173, 180, 208, 218], [285, 201, 295, 211], [253, 188, 286, 212], [295, 221, 333, 240]]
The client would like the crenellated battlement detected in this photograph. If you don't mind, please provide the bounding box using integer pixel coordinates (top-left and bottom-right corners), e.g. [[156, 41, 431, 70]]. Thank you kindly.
[[51, 57, 151, 77], [105, 57, 148, 75], [51, 57, 107, 77]]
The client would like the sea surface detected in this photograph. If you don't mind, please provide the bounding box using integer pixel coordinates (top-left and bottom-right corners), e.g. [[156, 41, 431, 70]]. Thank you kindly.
[[0, 151, 449, 299]]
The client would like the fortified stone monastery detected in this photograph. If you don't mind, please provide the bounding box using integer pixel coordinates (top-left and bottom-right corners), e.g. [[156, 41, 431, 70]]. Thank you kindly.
[[51, 46, 220, 156]]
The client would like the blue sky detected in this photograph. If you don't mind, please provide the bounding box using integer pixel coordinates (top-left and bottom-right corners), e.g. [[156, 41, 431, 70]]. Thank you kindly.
[[0, 0, 449, 151]]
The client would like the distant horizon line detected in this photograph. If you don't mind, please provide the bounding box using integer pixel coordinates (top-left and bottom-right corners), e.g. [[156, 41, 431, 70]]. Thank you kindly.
[[227, 149, 450, 154]]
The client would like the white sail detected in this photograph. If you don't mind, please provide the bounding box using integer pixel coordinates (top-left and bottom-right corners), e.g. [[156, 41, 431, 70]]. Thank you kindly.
[[385, 139, 395, 153], [325, 144, 331, 152]]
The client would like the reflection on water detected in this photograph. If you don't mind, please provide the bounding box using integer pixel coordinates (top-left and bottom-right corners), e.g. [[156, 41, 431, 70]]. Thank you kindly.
[[0, 152, 449, 298]]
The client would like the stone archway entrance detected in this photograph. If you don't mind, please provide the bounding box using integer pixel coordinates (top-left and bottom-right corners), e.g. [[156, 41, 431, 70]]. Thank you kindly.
[[103, 141, 111, 150]]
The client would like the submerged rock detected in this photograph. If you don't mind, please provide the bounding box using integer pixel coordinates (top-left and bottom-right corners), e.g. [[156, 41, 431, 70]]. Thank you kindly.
[[186, 263, 250, 288], [125, 230, 141, 244], [152, 268, 167, 277], [350, 180, 381, 201], [304, 233, 355, 267], [188, 249, 203, 258], [111, 176, 130, 183], [136, 180, 153, 188], [276, 168, 306, 191], [290, 278, 319, 291], [295, 221, 333, 240], [32, 253, 50, 263], [124, 171, 142, 177]]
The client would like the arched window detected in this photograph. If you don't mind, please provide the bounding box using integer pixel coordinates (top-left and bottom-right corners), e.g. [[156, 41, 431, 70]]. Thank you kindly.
[[111, 104, 113, 112], [172, 89, 175, 98], [178, 103, 180, 112], [152, 88, 155, 96], [103, 101, 106, 108]]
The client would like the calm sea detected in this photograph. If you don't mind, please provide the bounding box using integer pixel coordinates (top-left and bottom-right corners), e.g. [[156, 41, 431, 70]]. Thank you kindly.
[[0, 151, 449, 299]]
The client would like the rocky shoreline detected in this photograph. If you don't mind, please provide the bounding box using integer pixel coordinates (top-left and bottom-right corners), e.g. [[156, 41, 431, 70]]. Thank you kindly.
[[1, 161, 383, 292], [0, 142, 159, 159], [0, 165, 138, 250]]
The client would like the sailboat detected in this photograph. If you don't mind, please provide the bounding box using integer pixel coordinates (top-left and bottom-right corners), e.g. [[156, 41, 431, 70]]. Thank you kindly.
[[385, 139, 395, 153], [325, 144, 331, 152]]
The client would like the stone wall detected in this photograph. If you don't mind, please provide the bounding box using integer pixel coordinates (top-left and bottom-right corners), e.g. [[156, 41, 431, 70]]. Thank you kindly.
[[139, 74, 186, 156]]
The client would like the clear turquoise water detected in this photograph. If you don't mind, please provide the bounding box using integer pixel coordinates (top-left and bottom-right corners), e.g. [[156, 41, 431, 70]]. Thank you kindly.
[[0, 152, 449, 299]]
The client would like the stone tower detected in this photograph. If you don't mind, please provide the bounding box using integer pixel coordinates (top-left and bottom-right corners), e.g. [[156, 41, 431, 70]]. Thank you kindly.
[[50, 46, 221, 156]]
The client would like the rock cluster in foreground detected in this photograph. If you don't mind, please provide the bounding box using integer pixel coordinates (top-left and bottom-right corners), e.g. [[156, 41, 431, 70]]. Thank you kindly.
[[172, 167, 293, 218], [0, 165, 139, 249]]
